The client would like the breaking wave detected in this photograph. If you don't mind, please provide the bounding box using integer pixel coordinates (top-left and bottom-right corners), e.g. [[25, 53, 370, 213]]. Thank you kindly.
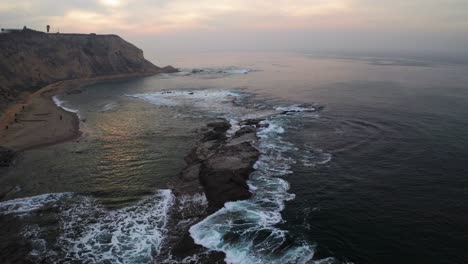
[[52, 95, 80, 115], [189, 119, 322, 264], [0, 190, 174, 264], [0, 192, 72, 215], [185, 66, 256, 78], [275, 104, 320, 113], [127, 90, 242, 116]]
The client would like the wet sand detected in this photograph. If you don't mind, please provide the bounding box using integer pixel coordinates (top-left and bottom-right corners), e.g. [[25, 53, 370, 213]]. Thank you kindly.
[[0, 73, 157, 152]]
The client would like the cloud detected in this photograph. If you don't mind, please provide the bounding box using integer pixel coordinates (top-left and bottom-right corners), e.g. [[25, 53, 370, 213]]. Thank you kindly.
[[2, 0, 468, 34], [1, 0, 467, 53]]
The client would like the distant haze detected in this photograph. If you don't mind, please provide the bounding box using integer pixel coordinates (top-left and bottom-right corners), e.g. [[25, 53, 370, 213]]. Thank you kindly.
[[2, 0, 468, 57]]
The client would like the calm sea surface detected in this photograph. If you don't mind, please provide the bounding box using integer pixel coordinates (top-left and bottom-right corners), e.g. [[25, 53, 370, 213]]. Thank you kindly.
[[1, 52, 467, 264]]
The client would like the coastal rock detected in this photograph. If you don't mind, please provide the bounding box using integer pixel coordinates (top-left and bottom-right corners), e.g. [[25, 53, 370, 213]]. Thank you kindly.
[[179, 118, 260, 209], [163, 118, 262, 262], [180, 163, 201, 182], [202, 120, 232, 141], [233, 125, 256, 138], [240, 118, 263, 126], [0, 146, 16, 167], [184, 141, 217, 164], [228, 131, 257, 146], [202, 130, 227, 141], [207, 120, 231, 132], [160, 65, 179, 73], [200, 142, 259, 209]]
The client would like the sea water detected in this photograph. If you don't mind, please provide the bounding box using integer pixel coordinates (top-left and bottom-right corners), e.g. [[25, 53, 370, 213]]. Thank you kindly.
[[1, 52, 468, 264]]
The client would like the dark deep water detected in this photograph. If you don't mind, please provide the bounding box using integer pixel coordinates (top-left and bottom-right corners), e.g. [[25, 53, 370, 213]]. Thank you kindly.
[[280, 82, 468, 263], [1, 52, 468, 263]]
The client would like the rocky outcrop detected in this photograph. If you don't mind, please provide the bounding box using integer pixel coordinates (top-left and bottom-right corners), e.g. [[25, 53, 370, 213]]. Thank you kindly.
[[179, 119, 260, 211], [0, 29, 177, 111], [160, 118, 263, 262]]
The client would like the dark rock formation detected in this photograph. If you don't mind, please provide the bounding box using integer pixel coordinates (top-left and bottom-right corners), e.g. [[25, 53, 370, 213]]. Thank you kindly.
[[200, 141, 258, 209], [207, 120, 231, 132], [0, 146, 16, 167], [184, 119, 260, 211], [0, 31, 177, 111], [160, 118, 264, 263]]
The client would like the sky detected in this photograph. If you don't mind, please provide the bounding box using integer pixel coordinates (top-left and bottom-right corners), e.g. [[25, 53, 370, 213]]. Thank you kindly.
[[1, 0, 468, 56]]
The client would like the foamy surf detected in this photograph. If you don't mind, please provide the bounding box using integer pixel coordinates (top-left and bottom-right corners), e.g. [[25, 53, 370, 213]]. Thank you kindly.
[[189, 119, 318, 264], [52, 95, 80, 115], [59, 190, 174, 264], [301, 145, 333, 167], [189, 66, 255, 77], [1, 190, 174, 264], [275, 104, 319, 113], [127, 89, 281, 123], [127, 90, 241, 112], [0, 192, 72, 215], [126, 89, 275, 120]]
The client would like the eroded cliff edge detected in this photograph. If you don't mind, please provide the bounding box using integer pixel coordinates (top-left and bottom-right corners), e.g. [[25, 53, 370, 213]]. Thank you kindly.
[[0, 29, 176, 111]]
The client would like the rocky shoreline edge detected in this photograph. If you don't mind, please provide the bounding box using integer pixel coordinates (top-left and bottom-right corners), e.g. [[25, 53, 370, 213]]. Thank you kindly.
[[160, 117, 268, 262]]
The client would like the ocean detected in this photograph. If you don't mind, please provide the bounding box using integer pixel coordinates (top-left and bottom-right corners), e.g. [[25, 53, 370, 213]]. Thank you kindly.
[[0, 52, 467, 264]]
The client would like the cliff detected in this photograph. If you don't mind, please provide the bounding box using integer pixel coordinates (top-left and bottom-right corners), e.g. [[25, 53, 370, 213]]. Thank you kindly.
[[0, 29, 176, 111]]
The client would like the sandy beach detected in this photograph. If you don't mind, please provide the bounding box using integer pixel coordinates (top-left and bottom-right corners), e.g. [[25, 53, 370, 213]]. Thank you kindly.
[[0, 72, 157, 152]]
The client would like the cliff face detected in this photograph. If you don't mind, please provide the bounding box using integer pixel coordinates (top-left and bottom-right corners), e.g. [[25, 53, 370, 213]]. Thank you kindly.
[[0, 30, 175, 110]]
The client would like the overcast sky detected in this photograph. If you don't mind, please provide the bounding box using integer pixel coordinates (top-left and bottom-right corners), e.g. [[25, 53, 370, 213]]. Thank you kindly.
[[2, 0, 468, 56]]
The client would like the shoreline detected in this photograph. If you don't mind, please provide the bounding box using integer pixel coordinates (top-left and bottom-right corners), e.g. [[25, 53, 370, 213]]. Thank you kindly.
[[0, 72, 161, 152]]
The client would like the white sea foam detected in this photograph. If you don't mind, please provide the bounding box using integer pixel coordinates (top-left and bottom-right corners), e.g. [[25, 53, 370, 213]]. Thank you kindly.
[[52, 95, 80, 114], [177, 193, 209, 219], [127, 90, 243, 117], [258, 120, 285, 135], [275, 104, 317, 113], [58, 190, 174, 264], [301, 146, 333, 167], [190, 119, 316, 264], [0, 192, 72, 215], [100, 102, 118, 112], [226, 119, 241, 137], [21, 225, 49, 257], [4, 190, 175, 264], [178, 193, 208, 208], [222, 67, 253, 74], [187, 66, 255, 77]]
